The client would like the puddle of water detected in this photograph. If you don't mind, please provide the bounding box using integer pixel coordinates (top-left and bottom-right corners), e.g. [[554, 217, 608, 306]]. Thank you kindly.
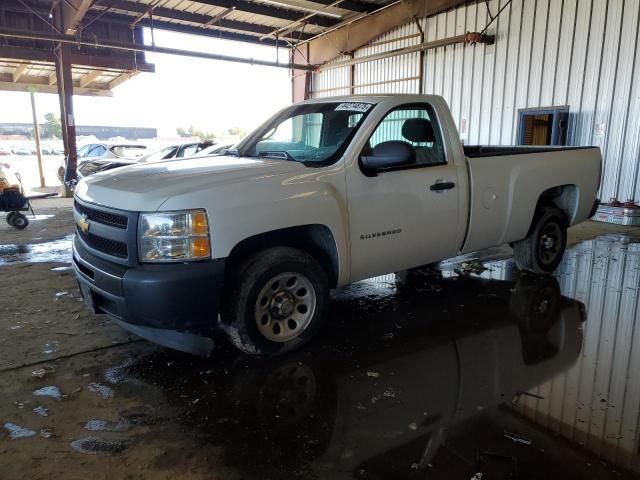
[[0, 235, 72, 265], [33, 406, 49, 417], [88, 382, 113, 400], [85, 419, 129, 432], [51, 265, 73, 272], [19, 214, 54, 222], [103, 359, 135, 385], [4, 423, 36, 439], [32, 366, 56, 379], [70, 437, 129, 455], [42, 341, 59, 355], [84, 419, 108, 432], [32, 386, 62, 400]]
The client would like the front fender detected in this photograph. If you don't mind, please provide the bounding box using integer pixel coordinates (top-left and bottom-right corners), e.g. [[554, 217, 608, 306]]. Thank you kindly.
[[158, 165, 351, 285]]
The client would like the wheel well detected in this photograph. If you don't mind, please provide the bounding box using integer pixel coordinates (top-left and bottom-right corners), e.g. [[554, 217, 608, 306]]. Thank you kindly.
[[226, 225, 340, 288], [536, 185, 578, 224]]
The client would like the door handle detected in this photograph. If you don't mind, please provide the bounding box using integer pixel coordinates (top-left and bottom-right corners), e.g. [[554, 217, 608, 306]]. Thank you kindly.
[[430, 181, 456, 191]]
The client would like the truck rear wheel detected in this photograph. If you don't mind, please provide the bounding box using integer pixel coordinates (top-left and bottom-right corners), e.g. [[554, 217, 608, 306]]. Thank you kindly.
[[221, 247, 329, 356], [513, 206, 567, 274]]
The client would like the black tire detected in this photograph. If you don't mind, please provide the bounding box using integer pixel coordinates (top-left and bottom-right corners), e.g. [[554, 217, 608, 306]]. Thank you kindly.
[[221, 247, 329, 356], [513, 206, 567, 274], [6, 211, 17, 225], [9, 212, 28, 230]]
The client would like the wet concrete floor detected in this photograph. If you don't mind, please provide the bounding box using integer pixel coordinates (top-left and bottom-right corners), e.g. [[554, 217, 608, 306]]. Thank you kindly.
[[2, 217, 640, 479]]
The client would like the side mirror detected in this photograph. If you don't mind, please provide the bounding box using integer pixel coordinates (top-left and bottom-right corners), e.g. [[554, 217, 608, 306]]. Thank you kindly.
[[360, 141, 415, 176]]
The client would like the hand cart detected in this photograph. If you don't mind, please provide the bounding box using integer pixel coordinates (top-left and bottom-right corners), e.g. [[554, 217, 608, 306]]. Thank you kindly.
[[1, 173, 35, 230]]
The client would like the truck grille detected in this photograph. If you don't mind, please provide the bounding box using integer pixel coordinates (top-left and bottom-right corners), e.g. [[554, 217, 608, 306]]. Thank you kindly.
[[77, 229, 128, 258], [74, 200, 128, 229]]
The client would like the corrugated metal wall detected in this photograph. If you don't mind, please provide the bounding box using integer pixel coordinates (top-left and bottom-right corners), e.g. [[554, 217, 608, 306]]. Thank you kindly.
[[311, 0, 640, 203]]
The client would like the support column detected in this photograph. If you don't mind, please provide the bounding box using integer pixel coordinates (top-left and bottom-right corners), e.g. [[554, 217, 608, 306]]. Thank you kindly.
[[29, 91, 45, 188], [54, 41, 77, 196], [291, 44, 312, 103], [349, 52, 355, 95]]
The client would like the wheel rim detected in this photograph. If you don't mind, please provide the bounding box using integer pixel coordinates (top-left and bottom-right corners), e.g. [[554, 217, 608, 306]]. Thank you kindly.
[[255, 272, 316, 343], [538, 222, 562, 264]]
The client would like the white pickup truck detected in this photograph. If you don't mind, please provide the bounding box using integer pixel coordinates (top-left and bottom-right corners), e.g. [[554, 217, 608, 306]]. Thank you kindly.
[[72, 94, 601, 356]]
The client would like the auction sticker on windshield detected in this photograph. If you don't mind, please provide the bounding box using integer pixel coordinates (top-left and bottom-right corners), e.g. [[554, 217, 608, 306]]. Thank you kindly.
[[335, 102, 373, 113]]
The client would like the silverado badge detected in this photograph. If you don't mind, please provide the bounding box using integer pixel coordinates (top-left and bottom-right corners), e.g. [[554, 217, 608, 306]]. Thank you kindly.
[[78, 214, 90, 234]]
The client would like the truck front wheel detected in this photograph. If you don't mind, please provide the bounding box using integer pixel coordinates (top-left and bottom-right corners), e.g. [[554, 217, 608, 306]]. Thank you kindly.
[[513, 206, 568, 274], [221, 247, 329, 356]]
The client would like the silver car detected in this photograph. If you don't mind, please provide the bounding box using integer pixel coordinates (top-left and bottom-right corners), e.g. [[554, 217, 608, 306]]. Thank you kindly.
[[58, 143, 147, 182]]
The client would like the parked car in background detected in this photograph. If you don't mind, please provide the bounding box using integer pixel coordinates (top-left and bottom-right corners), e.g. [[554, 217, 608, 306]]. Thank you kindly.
[[58, 143, 147, 182], [137, 141, 216, 164], [61, 141, 216, 182], [13, 146, 30, 155], [193, 143, 235, 157], [0, 146, 10, 156]]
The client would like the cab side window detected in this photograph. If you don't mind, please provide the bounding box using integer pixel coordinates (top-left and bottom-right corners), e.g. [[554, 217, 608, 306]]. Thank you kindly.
[[369, 104, 446, 167]]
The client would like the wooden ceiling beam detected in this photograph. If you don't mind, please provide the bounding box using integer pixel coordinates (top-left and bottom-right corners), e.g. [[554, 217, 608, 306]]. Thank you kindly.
[[79, 69, 103, 87], [12, 63, 28, 82]]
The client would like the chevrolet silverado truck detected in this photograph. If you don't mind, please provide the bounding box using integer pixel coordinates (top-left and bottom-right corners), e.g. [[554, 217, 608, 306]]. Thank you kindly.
[[72, 94, 601, 356]]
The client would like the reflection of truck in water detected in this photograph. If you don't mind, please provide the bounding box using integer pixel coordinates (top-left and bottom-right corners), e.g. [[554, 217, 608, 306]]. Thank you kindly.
[[117, 274, 584, 478], [72, 95, 600, 356]]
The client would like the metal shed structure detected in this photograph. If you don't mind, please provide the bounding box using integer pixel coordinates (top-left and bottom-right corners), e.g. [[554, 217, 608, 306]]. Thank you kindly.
[[309, 0, 640, 205]]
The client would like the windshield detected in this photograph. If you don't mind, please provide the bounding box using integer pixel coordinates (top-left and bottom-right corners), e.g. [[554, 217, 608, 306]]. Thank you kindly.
[[241, 102, 373, 165]]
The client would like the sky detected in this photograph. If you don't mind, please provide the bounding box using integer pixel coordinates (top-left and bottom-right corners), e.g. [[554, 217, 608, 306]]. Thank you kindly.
[[0, 28, 292, 138]]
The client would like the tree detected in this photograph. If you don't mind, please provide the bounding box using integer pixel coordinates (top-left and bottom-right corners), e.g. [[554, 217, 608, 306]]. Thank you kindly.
[[42, 113, 62, 139], [176, 125, 216, 140], [227, 127, 246, 138]]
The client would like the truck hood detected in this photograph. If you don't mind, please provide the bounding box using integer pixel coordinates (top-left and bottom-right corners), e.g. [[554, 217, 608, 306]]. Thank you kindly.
[[75, 155, 306, 211]]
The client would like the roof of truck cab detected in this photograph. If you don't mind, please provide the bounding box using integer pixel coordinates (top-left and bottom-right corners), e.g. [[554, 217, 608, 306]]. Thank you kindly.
[[300, 94, 442, 105]]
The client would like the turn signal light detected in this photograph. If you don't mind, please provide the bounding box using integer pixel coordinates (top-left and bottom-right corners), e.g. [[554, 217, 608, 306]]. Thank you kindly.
[[192, 210, 208, 235], [191, 237, 210, 258]]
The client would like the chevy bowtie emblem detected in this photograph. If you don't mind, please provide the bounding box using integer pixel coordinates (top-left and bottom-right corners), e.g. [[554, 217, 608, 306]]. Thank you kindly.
[[78, 214, 90, 234]]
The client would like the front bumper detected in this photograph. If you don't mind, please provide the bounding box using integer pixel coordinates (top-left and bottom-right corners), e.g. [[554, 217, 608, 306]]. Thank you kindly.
[[72, 235, 225, 355]]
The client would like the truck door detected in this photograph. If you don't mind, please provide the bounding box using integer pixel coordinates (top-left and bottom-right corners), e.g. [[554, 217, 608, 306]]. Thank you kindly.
[[346, 102, 464, 281]]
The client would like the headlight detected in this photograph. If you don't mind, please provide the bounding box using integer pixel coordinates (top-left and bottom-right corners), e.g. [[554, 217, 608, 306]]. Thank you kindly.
[[138, 209, 210, 262]]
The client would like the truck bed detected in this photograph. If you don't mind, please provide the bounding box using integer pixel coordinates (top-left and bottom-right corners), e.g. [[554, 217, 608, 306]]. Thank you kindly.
[[461, 146, 601, 253], [463, 145, 596, 158]]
